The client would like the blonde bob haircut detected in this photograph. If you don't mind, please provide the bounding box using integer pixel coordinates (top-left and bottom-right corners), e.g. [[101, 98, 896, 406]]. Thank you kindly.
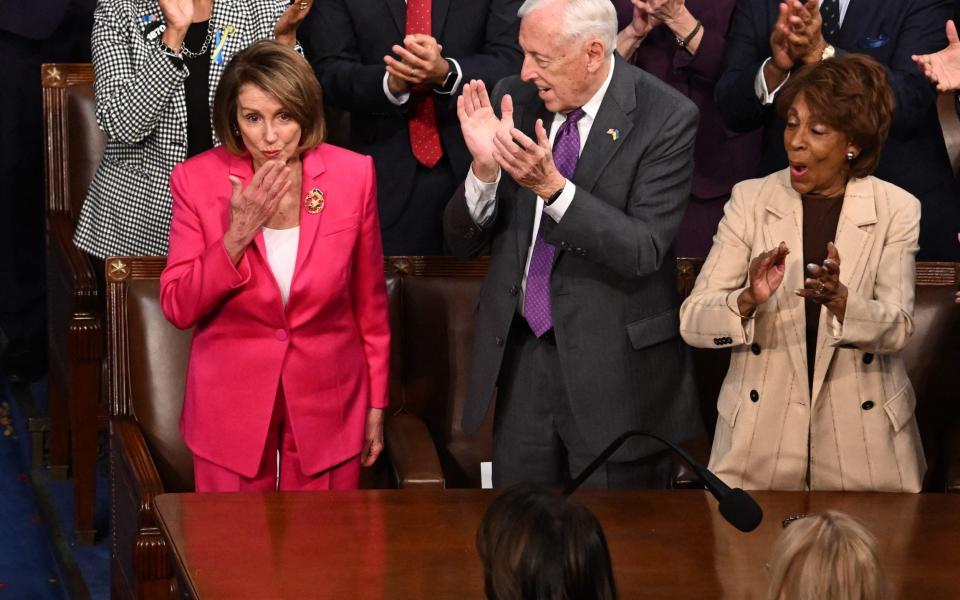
[[213, 40, 325, 155], [767, 511, 889, 600]]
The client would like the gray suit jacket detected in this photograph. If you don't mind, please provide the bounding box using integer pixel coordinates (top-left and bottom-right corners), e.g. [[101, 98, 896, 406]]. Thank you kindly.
[[444, 55, 704, 460]]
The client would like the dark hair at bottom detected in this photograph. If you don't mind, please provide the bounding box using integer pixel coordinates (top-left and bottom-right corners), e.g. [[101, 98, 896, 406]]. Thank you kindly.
[[476, 483, 617, 600]]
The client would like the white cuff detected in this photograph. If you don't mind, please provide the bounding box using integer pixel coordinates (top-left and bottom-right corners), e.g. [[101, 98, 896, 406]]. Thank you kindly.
[[383, 71, 410, 106], [465, 166, 500, 227], [542, 180, 575, 222], [754, 57, 790, 105]]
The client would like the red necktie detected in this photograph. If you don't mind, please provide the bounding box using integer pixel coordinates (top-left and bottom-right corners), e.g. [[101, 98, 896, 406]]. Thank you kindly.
[[405, 0, 443, 168]]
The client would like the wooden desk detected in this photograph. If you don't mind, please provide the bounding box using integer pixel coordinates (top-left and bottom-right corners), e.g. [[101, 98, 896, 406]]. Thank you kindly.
[[154, 489, 960, 599]]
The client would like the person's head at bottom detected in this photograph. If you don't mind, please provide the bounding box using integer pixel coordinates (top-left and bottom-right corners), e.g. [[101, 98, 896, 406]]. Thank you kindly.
[[767, 511, 888, 600], [477, 483, 616, 600]]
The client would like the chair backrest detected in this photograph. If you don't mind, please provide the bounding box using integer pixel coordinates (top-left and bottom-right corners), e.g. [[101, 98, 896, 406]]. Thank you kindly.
[[106, 256, 195, 493], [902, 263, 960, 487], [386, 257, 492, 488], [42, 63, 105, 220]]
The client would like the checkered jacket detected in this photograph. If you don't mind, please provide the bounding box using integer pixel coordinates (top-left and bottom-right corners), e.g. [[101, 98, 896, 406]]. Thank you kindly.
[[74, 0, 290, 258]]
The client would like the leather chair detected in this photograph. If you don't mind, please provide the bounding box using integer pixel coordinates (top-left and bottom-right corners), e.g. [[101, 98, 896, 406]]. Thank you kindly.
[[383, 257, 491, 488], [107, 256, 439, 599], [41, 63, 107, 544], [676, 258, 960, 492], [382, 256, 707, 489]]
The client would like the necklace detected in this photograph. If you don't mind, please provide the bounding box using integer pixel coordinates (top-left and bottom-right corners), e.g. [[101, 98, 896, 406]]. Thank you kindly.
[[179, 14, 215, 59]]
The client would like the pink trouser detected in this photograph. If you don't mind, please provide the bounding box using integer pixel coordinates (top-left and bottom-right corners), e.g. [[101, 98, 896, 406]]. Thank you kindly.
[[193, 385, 361, 492]]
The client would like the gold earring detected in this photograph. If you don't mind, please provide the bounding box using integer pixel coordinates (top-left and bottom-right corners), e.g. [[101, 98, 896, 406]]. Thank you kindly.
[[846, 151, 855, 161]]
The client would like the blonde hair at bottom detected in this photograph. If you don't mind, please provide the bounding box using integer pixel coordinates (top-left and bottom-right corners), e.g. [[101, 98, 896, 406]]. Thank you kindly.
[[767, 511, 889, 600]]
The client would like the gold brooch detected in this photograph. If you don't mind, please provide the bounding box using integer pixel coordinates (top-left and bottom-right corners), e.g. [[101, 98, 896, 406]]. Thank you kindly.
[[304, 188, 325, 214]]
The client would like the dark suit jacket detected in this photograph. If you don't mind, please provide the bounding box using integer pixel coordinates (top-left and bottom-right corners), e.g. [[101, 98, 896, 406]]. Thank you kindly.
[[715, 0, 960, 260], [304, 0, 522, 230], [0, 0, 92, 339], [444, 56, 704, 460]]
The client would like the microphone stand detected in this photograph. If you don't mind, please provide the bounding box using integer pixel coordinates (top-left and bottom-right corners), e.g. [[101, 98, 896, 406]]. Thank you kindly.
[[563, 429, 763, 532]]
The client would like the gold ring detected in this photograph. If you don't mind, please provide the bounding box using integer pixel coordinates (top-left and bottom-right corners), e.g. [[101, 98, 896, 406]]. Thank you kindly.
[[817, 283, 826, 295]]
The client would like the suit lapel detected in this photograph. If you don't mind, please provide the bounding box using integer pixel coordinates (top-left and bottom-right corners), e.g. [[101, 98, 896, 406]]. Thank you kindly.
[[763, 172, 809, 391], [291, 148, 327, 288], [432, 0, 451, 38], [384, 0, 405, 35], [811, 177, 876, 402], [576, 56, 634, 193], [227, 152, 266, 259], [515, 101, 552, 268]]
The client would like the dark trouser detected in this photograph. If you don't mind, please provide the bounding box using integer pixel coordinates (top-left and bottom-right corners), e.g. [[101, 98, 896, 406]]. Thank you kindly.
[[380, 156, 457, 256], [492, 315, 673, 490]]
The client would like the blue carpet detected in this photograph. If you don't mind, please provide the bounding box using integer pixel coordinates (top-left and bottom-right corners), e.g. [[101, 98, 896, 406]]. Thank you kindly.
[[0, 382, 69, 599], [24, 379, 111, 600], [42, 456, 110, 599]]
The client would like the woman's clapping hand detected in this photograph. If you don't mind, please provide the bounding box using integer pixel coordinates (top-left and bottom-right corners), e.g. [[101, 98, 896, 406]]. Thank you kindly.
[[738, 242, 790, 317]]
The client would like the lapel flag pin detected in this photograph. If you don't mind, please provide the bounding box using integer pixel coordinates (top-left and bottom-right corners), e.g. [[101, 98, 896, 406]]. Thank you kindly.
[[606, 128, 620, 141], [304, 188, 325, 214]]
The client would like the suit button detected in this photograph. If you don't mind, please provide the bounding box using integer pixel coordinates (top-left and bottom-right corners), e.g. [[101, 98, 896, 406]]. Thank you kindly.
[[560, 241, 570, 250], [509, 284, 519, 296], [861, 400, 875, 410], [751, 343, 761, 355], [713, 337, 721, 346], [275, 329, 288, 341], [495, 336, 504, 347], [465, 228, 475, 239], [750, 389, 759, 403], [863, 353, 874, 365]]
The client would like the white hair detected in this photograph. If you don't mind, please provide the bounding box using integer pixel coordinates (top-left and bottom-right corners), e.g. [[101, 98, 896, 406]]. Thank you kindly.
[[518, 0, 618, 57]]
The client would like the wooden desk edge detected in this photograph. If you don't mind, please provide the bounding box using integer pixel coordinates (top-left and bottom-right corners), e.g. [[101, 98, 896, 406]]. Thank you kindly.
[[154, 493, 201, 599]]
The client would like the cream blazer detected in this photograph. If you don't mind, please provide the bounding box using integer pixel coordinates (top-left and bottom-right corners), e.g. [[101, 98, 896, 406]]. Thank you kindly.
[[680, 170, 926, 492]]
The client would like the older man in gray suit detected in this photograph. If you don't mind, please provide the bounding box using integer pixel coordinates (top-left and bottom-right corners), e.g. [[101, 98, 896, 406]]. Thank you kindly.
[[444, 0, 702, 488]]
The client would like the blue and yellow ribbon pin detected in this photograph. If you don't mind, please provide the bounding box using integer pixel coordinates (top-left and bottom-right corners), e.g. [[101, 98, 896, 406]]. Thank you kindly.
[[211, 25, 236, 64]]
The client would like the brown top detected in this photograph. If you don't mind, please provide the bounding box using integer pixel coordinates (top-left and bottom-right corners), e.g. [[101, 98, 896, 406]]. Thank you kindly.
[[802, 192, 844, 389]]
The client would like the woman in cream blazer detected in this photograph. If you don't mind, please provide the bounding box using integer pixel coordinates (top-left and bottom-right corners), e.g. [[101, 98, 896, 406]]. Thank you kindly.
[[680, 56, 926, 492]]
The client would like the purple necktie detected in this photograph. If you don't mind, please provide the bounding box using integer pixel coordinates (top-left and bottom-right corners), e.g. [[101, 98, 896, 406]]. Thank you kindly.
[[524, 108, 585, 337]]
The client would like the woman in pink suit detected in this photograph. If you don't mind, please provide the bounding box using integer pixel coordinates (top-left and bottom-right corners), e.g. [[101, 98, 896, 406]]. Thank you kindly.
[[160, 40, 389, 492]]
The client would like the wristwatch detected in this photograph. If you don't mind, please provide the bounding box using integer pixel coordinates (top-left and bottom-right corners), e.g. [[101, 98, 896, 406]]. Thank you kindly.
[[435, 59, 458, 94], [820, 44, 836, 61], [544, 185, 564, 206]]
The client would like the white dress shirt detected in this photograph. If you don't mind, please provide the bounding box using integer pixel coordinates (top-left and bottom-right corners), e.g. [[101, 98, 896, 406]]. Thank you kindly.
[[463, 56, 616, 310], [754, 0, 851, 104], [262, 225, 300, 305]]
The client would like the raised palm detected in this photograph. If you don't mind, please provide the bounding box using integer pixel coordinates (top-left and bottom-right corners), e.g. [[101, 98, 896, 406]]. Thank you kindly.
[[457, 81, 514, 174], [748, 243, 789, 305], [158, 0, 194, 30], [914, 20, 960, 92]]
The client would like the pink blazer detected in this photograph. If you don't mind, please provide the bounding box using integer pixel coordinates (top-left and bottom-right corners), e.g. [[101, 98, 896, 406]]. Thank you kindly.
[[161, 144, 389, 478]]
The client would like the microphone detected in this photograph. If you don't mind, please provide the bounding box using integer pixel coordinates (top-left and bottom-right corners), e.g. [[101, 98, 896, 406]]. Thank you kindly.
[[563, 429, 763, 533]]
